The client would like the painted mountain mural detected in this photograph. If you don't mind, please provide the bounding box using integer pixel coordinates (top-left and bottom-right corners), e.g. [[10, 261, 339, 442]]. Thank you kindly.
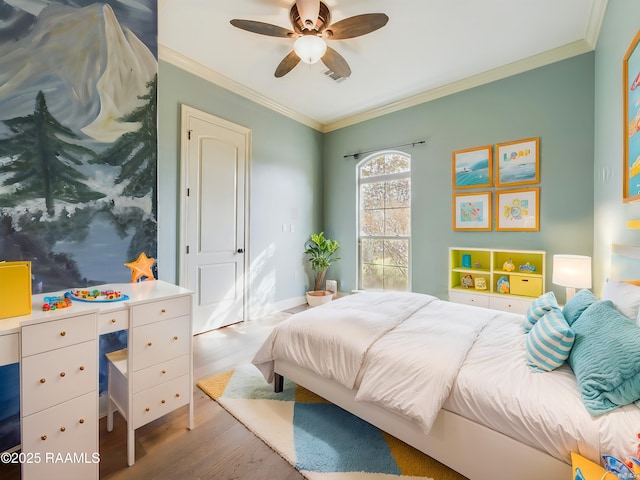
[[0, 1, 158, 292]]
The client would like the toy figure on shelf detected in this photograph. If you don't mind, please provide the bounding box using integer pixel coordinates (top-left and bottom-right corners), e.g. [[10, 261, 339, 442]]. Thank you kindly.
[[518, 262, 536, 272], [502, 258, 515, 272], [497, 276, 510, 293], [474, 261, 482, 269], [461, 274, 473, 288]]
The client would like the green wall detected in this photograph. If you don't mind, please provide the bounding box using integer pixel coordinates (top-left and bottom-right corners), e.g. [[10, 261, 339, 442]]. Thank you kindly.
[[594, 0, 640, 291], [323, 53, 595, 300], [157, 60, 324, 313]]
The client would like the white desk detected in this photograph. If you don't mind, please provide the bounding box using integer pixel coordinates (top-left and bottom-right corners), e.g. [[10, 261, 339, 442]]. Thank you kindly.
[[0, 280, 193, 480]]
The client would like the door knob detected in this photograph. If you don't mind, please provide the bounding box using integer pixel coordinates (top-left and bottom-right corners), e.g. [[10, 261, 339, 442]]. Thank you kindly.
[[237, 248, 244, 253]]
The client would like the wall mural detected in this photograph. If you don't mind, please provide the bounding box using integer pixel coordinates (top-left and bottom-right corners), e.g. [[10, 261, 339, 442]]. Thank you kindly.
[[0, 0, 158, 293], [0, 0, 157, 452]]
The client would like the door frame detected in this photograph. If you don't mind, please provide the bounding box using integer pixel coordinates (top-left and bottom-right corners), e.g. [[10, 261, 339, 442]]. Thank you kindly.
[[178, 104, 251, 325]]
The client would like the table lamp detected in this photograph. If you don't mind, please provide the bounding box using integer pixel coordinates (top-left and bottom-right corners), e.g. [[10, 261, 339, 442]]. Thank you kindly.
[[552, 254, 592, 302]]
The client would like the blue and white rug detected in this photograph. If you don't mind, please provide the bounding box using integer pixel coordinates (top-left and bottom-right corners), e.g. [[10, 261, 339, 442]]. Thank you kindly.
[[197, 364, 466, 480]]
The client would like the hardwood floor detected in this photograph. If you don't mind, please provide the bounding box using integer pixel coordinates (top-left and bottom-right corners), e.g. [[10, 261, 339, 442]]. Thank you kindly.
[[0, 308, 306, 480]]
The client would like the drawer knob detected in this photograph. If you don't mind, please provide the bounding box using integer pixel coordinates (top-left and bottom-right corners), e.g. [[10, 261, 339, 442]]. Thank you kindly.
[[175, 393, 180, 398], [161, 309, 166, 313], [60, 372, 66, 377], [79, 365, 85, 371], [41, 435, 47, 441], [60, 331, 66, 336], [60, 427, 66, 432], [40, 378, 46, 384], [173, 336, 179, 340], [145, 407, 150, 412], [79, 419, 85, 424], [147, 342, 153, 347], [111, 318, 117, 323], [161, 399, 166, 404], [161, 370, 166, 374]]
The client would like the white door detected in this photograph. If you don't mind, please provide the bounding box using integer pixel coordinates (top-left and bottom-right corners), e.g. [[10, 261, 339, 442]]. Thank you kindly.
[[180, 105, 250, 334]]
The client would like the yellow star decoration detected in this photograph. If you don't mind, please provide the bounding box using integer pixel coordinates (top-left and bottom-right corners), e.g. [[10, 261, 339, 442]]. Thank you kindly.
[[124, 252, 156, 283]]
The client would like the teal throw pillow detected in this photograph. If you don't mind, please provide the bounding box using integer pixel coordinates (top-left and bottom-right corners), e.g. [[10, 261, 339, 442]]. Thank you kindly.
[[568, 300, 640, 415], [524, 291, 559, 333], [525, 307, 575, 372], [562, 289, 597, 325]]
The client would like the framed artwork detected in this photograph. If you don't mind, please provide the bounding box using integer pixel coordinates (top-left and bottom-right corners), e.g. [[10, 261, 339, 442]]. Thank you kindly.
[[623, 29, 640, 202], [495, 137, 539, 187], [452, 144, 493, 189], [496, 187, 539, 231], [452, 191, 491, 231]]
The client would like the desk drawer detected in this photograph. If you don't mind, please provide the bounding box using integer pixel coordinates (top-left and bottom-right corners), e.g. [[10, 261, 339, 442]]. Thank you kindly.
[[98, 309, 128, 335], [449, 291, 490, 308], [0, 333, 19, 366], [133, 355, 190, 394], [131, 295, 191, 328], [22, 391, 98, 480], [132, 375, 190, 429], [131, 316, 190, 371], [22, 340, 97, 415], [22, 313, 96, 356]]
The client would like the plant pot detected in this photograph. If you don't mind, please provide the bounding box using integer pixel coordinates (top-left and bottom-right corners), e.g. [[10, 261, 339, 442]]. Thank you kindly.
[[306, 290, 334, 307]]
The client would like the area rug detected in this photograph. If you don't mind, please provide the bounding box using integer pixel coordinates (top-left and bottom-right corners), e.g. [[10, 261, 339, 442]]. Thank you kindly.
[[196, 364, 467, 480]]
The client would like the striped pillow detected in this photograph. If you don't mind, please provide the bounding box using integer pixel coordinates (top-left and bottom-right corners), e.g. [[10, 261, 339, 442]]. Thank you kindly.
[[526, 308, 575, 372], [524, 292, 559, 333]]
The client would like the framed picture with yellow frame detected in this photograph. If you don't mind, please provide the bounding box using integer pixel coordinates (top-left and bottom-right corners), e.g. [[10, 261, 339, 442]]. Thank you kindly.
[[623, 29, 640, 202], [452, 191, 492, 231], [496, 187, 539, 231], [495, 137, 539, 187]]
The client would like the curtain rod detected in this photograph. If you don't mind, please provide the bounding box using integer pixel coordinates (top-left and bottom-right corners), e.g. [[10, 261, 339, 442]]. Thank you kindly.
[[343, 140, 427, 160]]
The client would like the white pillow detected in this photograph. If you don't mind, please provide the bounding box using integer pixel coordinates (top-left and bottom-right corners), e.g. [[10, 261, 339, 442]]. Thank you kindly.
[[601, 278, 640, 321]]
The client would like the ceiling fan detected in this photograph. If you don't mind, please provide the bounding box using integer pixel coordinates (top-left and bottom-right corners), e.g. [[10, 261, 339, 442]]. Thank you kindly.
[[230, 0, 389, 78]]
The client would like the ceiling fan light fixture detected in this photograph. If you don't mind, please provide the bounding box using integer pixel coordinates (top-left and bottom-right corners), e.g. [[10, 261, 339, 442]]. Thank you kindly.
[[294, 35, 326, 64]]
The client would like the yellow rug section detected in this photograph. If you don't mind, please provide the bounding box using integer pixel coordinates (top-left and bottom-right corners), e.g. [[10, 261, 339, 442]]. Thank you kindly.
[[196, 369, 234, 400]]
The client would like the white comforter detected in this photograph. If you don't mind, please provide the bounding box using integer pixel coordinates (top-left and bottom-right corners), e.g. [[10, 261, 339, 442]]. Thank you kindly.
[[253, 291, 501, 433]]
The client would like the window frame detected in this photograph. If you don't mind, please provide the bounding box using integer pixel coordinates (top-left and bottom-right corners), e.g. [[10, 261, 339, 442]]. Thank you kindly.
[[356, 150, 411, 291]]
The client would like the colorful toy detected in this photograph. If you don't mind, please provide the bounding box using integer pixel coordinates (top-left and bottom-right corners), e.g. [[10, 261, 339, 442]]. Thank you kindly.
[[502, 259, 515, 272], [497, 276, 510, 293], [518, 262, 536, 272], [461, 274, 474, 288], [66, 289, 127, 302], [42, 295, 72, 311]]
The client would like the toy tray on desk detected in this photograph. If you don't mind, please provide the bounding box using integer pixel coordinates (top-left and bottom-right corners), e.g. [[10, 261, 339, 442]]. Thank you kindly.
[[65, 290, 129, 303]]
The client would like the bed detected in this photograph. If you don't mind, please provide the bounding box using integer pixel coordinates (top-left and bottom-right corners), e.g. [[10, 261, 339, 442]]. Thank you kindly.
[[252, 248, 640, 480]]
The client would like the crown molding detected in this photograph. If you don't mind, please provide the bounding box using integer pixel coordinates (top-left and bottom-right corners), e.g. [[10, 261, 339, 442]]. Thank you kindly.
[[161, 34, 597, 134], [158, 45, 324, 132]]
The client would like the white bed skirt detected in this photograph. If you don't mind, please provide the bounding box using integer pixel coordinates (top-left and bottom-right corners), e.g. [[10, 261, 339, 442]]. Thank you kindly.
[[275, 359, 571, 480]]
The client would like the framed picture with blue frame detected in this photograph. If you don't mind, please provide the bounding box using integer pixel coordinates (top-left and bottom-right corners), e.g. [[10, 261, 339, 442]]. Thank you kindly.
[[623, 28, 640, 203]]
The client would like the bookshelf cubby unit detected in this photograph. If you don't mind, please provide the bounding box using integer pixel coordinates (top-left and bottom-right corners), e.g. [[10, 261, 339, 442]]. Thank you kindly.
[[448, 247, 546, 314]]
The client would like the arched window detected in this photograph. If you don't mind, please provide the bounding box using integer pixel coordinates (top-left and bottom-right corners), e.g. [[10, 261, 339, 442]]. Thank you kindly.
[[357, 151, 411, 291]]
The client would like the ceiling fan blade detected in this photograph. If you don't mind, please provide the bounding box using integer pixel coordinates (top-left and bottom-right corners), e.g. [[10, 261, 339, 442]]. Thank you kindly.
[[296, 0, 320, 30], [321, 47, 351, 78], [275, 50, 301, 77], [324, 13, 389, 40], [230, 19, 295, 38]]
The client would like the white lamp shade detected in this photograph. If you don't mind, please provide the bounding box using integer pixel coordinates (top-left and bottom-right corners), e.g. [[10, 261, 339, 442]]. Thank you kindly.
[[552, 254, 592, 289], [294, 35, 327, 64]]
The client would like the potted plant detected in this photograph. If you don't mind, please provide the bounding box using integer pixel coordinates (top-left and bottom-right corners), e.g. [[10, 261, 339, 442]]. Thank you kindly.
[[304, 232, 340, 306]]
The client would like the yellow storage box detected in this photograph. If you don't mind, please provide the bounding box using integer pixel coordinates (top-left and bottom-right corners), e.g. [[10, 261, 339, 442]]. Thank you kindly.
[[509, 275, 542, 297], [0, 261, 32, 319]]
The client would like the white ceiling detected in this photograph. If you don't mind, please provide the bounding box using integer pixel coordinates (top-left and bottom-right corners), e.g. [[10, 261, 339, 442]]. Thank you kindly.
[[158, 0, 607, 132]]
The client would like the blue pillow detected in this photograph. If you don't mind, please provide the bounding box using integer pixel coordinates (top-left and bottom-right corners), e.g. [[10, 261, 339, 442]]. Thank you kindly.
[[562, 289, 597, 325], [568, 300, 640, 415], [524, 292, 559, 333], [525, 307, 575, 372]]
